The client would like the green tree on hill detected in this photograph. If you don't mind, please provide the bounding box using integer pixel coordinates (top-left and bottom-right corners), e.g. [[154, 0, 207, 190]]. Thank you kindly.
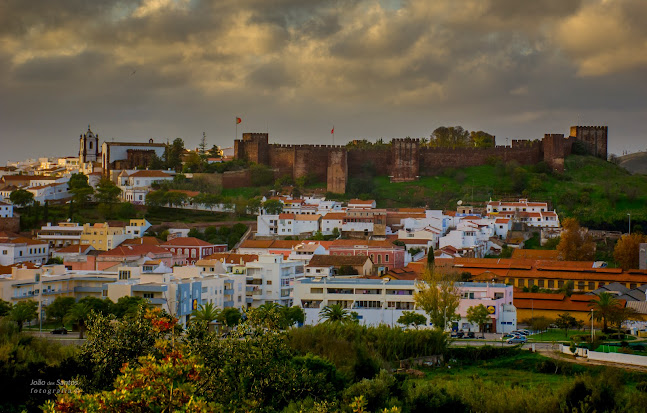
[[466, 304, 491, 338], [9, 189, 34, 208], [555, 312, 578, 337]]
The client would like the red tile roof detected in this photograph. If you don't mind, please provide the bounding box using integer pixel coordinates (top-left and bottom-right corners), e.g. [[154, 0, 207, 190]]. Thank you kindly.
[[204, 253, 259, 264], [100, 244, 171, 257], [128, 170, 172, 178], [161, 237, 220, 247]]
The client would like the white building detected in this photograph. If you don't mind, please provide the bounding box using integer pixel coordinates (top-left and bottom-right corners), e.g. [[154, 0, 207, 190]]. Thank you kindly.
[[487, 199, 560, 229], [0, 236, 50, 266], [37, 222, 84, 248], [245, 254, 305, 307], [294, 278, 516, 332], [118, 170, 175, 204], [107, 263, 247, 326], [321, 212, 345, 236], [0, 202, 13, 218]]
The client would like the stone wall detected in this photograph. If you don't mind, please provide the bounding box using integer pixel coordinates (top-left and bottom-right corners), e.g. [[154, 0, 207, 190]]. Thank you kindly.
[[327, 150, 348, 194], [233, 126, 606, 192], [570, 126, 608, 159], [0, 217, 20, 233], [221, 169, 251, 189]]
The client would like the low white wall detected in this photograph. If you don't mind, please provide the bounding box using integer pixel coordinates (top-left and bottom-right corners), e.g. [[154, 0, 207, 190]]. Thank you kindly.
[[588, 351, 647, 367]]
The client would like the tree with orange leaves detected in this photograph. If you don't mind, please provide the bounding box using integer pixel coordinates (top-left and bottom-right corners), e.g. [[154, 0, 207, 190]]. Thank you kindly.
[[613, 233, 647, 270], [557, 218, 595, 261]]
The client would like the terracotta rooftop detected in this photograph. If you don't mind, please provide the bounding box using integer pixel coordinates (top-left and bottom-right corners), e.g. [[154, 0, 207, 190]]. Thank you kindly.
[[322, 212, 346, 220], [161, 237, 221, 247], [330, 239, 404, 249], [168, 189, 200, 197], [121, 236, 163, 246], [100, 244, 171, 257], [307, 254, 372, 267], [511, 249, 559, 260], [204, 253, 259, 264], [129, 170, 173, 178]]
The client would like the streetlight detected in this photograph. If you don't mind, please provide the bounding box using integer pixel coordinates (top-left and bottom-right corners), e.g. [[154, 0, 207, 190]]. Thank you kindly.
[[591, 309, 594, 344], [628, 213, 631, 235]]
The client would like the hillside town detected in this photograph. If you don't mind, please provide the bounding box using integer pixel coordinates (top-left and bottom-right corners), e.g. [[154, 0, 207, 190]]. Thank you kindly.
[[1, 126, 646, 342]]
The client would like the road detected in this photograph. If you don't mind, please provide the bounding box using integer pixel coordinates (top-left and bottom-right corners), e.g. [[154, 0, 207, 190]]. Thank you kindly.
[[450, 339, 556, 352]]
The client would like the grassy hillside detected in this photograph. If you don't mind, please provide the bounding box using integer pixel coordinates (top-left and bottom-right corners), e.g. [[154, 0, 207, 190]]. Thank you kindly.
[[364, 155, 647, 231], [618, 151, 647, 175]]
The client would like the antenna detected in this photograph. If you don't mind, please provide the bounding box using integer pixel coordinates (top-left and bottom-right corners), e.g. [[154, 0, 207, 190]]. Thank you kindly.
[[457, 200, 463, 206]]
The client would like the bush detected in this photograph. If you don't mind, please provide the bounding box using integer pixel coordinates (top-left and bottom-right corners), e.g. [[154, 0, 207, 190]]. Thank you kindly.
[[636, 382, 647, 393], [405, 382, 467, 412], [449, 345, 519, 361]]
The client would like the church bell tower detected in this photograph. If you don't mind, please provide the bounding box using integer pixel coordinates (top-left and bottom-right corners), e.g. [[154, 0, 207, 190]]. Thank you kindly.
[[79, 125, 99, 163]]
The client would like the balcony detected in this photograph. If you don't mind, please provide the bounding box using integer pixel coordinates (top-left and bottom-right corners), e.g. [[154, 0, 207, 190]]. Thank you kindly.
[[132, 285, 167, 293], [148, 298, 166, 305], [223, 300, 234, 308], [245, 297, 253, 304], [223, 289, 234, 295], [74, 286, 103, 293]]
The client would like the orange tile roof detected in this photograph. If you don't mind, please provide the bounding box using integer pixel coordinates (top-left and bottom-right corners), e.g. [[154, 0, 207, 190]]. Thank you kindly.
[[322, 212, 346, 220], [295, 214, 321, 221], [330, 239, 403, 249], [511, 249, 559, 260], [278, 213, 296, 219], [162, 237, 221, 247], [7, 237, 48, 246], [204, 253, 259, 264], [239, 240, 274, 249], [349, 199, 375, 204], [54, 245, 90, 254], [129, 170, 172, 178], [122, 236, 163, 245], [100, 244, 171, 257]]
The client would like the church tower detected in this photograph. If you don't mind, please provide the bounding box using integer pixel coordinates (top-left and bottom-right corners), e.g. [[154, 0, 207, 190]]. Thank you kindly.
[[79, 125, 99, 163]]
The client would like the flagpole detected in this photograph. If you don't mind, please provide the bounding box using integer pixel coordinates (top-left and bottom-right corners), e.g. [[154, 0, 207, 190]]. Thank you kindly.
[[235, 117, 237, 141]]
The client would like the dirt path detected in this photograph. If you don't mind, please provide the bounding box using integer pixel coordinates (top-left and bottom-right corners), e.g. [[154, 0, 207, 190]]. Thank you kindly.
[[538, 349, 647, 373]]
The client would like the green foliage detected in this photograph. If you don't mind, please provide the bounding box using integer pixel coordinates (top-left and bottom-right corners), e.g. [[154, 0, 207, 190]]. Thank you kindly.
[[287, 323, 448, 382], [263, 199, 284, 215], [9, 188, 34, 207], [68, 173, 94, 206], [45, 296, 76, 327], [219, 307, 242, 327], [10, 300, 38, 332], [397, 311, 427, 329], [0, 299, 12, 317], [0, 318, 78, 412], [555, 313, 578, 337], [466, 304, 490, 336], [250, 163, 275, 187]]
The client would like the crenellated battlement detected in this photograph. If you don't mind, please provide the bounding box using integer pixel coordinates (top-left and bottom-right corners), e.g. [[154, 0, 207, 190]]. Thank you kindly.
[[232, 126, 607, 192]]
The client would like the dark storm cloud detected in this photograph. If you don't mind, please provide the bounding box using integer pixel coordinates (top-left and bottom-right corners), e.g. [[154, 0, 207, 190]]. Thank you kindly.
[[1, 0, 646, 164]]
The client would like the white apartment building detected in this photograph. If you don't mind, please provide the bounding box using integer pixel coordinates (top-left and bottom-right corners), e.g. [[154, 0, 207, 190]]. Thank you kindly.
[[0, 202, 13, 218], [321, 212, 345, 235], [37, 222, 84, 248], [117, 170, 175, 204], [257, 213, 322, 237], [107, 263, 246, 326], [0, 237, 50, 266], [487, 199, 560, 229], [245, 254, 305, 307], [0, 264, 117, 306], [294, 278, 516, 332]]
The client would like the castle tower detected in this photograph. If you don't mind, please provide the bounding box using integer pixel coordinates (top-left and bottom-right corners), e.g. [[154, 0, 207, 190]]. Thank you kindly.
[[542, 134, 566, 173], [79, 125, 99, 163], [569, 126, 608, 160], [390, 138, 420, 182]]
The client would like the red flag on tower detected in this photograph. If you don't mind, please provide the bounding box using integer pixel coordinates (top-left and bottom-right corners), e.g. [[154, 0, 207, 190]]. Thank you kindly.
[[331, 126, 334, 134], [236, 117, 242, 124]]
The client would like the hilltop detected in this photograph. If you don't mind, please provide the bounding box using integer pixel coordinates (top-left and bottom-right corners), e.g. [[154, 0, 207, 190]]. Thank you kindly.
[[356, 155, 647, 231], [618, 152, 647, 175]]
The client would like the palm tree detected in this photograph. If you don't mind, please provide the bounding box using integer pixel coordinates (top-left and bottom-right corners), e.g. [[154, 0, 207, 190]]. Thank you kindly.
[[191, 302, 221, 324], [319, 304, 352, 323], [10, 300, 38, 332], [588, 292, 619, 332], [64, 303, 91, 339]]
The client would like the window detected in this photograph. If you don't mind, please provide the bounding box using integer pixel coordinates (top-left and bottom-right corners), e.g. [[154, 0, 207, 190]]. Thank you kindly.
[[547, 280, 554, 289], [558, 280, 564, 288], [588, 282, 595, 290], [143, 293, 154, 299], [537, 279, 544, 288], [385, 254, 389, 262]]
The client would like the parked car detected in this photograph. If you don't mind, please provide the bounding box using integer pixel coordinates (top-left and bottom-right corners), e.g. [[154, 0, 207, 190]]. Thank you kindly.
[[501, 333, 516, 341], [450, 331, 465, 338], [507, 335, 527, 344], [511, 330, 530, 336], [51, 328, 68, 335], [466, 332, 476, 339]]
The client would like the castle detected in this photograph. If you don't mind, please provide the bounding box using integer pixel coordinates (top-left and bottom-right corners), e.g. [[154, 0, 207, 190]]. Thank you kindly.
[[234, 126, 608, 193]]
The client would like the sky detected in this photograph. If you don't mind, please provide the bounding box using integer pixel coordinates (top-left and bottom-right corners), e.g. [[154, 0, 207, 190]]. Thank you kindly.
[[1, 0, 646, 164]]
